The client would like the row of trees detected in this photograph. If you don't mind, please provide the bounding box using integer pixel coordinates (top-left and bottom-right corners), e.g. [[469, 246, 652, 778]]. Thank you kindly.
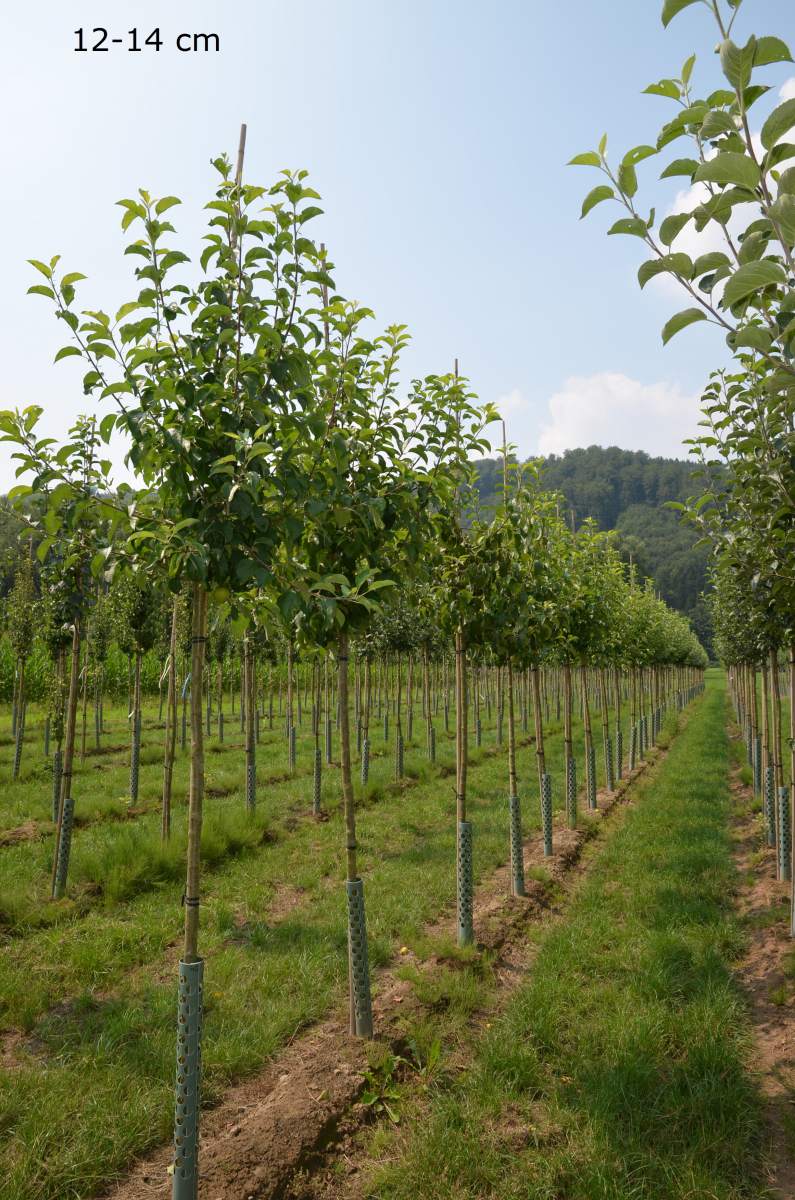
[[573, 0, 795, 922], [4, 132, 707, 1198]]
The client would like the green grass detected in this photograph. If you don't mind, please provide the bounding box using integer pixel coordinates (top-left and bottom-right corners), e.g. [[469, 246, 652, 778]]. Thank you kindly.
[[365, 672, 768, 1200], [0, 681, 657, 1200]]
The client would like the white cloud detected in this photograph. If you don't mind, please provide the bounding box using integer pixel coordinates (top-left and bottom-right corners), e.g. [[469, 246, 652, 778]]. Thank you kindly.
[[536, 372, 701, 459], [494, 387, 525, 413], [780, 77, 795, 101]]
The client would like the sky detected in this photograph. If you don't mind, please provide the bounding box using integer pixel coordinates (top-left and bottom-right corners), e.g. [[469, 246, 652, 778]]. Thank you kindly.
[[0, 0, 790, 489]]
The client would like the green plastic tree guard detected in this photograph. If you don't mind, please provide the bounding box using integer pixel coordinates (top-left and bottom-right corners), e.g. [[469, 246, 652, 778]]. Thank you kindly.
[[346, 879, 373, 1037], [508, 794, 525, 896], [541, 772, 553, 856], [172, 958, 203, 1200]]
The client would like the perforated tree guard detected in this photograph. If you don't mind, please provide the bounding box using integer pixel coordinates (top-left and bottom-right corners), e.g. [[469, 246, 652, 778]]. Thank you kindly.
[[587, 744, 597, 810], [43, 716, 50, 759], [129, 712, 141, 805], [429, 726, 436, 764], [615, 727, 623, 781], [346, 879, 373, 1037], [289, 725, 296, 771], [541, 772, 553, 856], [566, 757, 577, 828], [457, 819, 474, 946], [407, 710, 413, 742], [218, 711, 224, 743], [312, 747, 322, 816], [172, 958, 203, 1200], [325, 717, 332, 765], [508, 794, 525, 896], [12, 721, 23, 781], [753, 735, 762, 797], [383, 712, 389, 743], [765, 765, 776, 848], [52, 794, 74, 899], [51, 749, 62, 823], [605, 736, 614, 792], [395, 733, 404, 781], [779, 786, 791, 882], [360, 737, 370, 787], [629, 724, 637, 772], [246, 761, 256, 813], [476, 718, 482, 748], [496, 714, 503, 747]]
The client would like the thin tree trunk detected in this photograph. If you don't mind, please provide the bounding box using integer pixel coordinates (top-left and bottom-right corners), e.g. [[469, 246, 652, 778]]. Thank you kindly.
[[162, 596, 178, 840], [182, 584, 208, 962]]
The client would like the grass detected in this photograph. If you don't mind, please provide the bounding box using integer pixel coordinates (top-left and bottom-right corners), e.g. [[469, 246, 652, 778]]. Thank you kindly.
[[364, 671, 769, 1200], [0, 682, 653, 1200]]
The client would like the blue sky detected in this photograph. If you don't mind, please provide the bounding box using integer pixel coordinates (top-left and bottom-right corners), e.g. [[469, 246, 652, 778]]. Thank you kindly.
[[0, 0, 790, 486]]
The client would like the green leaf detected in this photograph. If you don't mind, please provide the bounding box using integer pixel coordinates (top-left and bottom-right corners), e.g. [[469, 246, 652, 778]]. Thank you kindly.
[[661, 0, 701, 28], [54, 346, 82, 363], [27, 284, 55, 300], [36, 537, 54, 564], [693, 251, 730, 276], [754, 37, 793, 67], [768, 194, 795, 242], [682, 54, 696, 85], [700, 110, 736, 139], [623, 144, 658, 166], [659, 212, 690, 245], [155, 196, 181, 214], [643, 79, 681, 100], [568, 152, 601, 167], [28, 259, 52, 279], [732, 324, 772, 352], [761, 99, 795, 152], [60, 272, 87, 287], [661, 307, 707, 343], [722, 260, 786, 308], [618, 161, 638, 197], [580, 185, 614, 218], [638, 253, 693, 288], [719, 37, 756, 93], [607, 217, 648, 238], [660, 158, 699, 179], [693, 152, 760, 191]]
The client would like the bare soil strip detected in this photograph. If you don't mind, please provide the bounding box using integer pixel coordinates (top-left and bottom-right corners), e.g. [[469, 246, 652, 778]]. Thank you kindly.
[[729, 732, 795, 1199]]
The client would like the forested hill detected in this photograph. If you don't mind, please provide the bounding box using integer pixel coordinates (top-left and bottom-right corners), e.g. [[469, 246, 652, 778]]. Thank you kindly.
[[473, 446, 713, 652]]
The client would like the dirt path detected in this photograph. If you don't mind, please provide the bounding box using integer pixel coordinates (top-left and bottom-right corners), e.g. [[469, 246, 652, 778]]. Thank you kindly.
[[729, 734, 795, 1200], [102, 738, 672, 1200]]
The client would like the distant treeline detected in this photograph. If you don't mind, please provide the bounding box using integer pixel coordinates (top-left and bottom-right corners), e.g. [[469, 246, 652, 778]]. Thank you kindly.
[[473, 446, 713, 656]]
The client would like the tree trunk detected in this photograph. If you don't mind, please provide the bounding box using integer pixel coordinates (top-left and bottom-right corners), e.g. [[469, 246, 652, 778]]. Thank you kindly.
[[162, 596, 178, 840], [182, 583, 207, 962]]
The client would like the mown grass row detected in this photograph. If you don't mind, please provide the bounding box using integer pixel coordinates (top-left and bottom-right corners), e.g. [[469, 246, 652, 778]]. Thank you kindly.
[[364, 672, 767, 1199], [0, 699, 507, 930]]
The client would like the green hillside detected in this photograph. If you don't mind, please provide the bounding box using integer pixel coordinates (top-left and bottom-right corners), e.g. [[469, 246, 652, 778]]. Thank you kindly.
[[473, 446, 713, 654]]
